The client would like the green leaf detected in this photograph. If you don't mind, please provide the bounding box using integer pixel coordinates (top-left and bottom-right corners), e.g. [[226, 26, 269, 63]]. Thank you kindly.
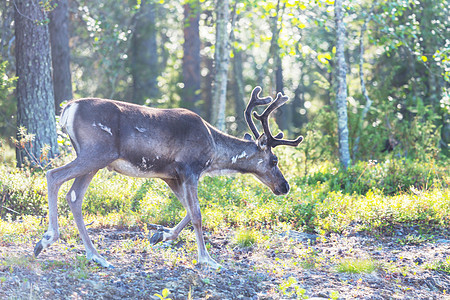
[[318, 53, 331, 64], [162, 288, 170, 298]]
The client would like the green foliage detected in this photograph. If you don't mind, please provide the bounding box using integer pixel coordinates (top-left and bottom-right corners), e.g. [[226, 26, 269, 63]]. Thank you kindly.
[[298, 247, 322, 270], [234, 228, 259, 248], [397, 233, 433, 246], [70, 256, 91, 279], [305, 159, 448, 196], [0, 144, 448, 237], [335, 258, 378, 274], [0, 165, 47, 218], [12, 126, 55, 170], [154, 288, 172, 300], [0, 59, 17, 138], [426, 256, 450, 274], [278, 276, 308, 299], [296, 106, 337, 176]]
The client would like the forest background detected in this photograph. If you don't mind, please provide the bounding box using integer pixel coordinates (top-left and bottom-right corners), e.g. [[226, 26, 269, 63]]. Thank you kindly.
[[0, 0, 448, 168], [0, 0, 449, 298]]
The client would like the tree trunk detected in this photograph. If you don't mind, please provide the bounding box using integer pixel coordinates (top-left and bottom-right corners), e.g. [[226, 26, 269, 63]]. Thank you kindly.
[[1, 0, 14, 62], [211, 0, 230, 131], [267, 0, 289, 131], [292, 74, 308, 130], [275, 55, 292, 131], [203, 51, 214, 122], [49, 0, 73, 112], [334, 0, 351, 169], [353, 8, 373, 160], [182, 0, 202, 114], [130, 1, 159, 105], [230, 12, 246, 134], [14, 0, 58, 167], [232, 48, 247, 133]]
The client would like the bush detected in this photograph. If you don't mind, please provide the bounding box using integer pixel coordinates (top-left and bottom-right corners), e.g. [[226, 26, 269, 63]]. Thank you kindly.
[[0, 146, 448, 237], [0, 165, 47, 218], [304, 158, 448, 196]]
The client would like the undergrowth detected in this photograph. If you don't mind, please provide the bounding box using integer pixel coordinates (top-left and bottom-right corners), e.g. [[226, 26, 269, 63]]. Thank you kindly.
[[426, 257, 450, 274], [0, 147, 448, 237]]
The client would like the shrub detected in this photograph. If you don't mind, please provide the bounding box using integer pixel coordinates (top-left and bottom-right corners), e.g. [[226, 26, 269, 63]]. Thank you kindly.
[[304, 158, 448, 196], [335, 258, 378, 274], [234, 228, 259, 248], [0, 165, 47, 218]]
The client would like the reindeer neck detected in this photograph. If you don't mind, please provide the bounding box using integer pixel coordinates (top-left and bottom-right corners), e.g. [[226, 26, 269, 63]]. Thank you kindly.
[[205, 126, 257, 174]]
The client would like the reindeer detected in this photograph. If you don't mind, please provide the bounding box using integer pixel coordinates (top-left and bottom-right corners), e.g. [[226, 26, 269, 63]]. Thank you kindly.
[[34, 86, 303, 269]]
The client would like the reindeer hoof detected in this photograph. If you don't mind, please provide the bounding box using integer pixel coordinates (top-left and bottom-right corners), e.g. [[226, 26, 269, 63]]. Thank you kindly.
[[90, 254, 115, 268], [199, 257, 223, 270], [34, 240, 43, 257], [149, 231, 164, 245]]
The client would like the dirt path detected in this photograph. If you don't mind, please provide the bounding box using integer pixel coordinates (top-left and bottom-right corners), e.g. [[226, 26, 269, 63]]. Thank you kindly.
[[1, 226, 449, 299]]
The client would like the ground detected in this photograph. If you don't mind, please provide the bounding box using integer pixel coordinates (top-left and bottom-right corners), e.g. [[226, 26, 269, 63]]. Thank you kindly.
[[0, 225, 449, 299]]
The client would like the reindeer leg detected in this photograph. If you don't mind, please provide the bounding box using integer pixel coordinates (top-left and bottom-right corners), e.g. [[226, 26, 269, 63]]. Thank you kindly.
[[34, 168, 63, 257], [65, 171, 114, 268], [164, 178, 221, 269], [34, 151, 117, 266], [185, 184, 221, 269], [149, 214, 191, 245]]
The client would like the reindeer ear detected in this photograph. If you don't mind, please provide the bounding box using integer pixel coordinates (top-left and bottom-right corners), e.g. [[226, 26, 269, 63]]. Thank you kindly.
[[243, 133, 253, 141], [257, 133, 268, 151]]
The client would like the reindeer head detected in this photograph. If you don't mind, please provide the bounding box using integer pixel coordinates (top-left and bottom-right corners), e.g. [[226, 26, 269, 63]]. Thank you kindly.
[[244, 86, 303, 195]]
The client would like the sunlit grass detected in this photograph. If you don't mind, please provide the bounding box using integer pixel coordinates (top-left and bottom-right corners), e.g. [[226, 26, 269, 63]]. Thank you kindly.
[[426, 257, 450, 274], [234, 228, 259, 248], [0, 154, 448, 241], [335, 258, 379, 274]]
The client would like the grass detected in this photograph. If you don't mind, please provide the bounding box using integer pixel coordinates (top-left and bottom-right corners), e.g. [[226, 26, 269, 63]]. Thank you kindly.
[[234, 229, 259, 248], [298, 247, 322, 270], [0, 152, 448, 240], [335, 258, 379, 274], [426, 257, 450, 274], [397, 233, 434, 245], [278, 276, 308, 299]]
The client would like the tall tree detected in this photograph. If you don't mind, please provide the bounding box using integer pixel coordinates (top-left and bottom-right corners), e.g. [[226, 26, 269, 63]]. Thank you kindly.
[[1, 0, 15, 62], [270, 0, 290, 131], [49, 0, 73, 112], [211, 0, 230, 131], [229, 8, 246, 133], [334, 0, 351, 169], [182, 0, 202, 114], [352, 6, 374, 160], [130, 0, 159, 105], [14, 0, 58, 166], [231, 46, 247, 133]]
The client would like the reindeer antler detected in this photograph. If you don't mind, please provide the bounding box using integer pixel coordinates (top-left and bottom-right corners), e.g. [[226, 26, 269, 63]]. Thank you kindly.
[[244, 86, 272, 139], [247, 87, 303, 148]]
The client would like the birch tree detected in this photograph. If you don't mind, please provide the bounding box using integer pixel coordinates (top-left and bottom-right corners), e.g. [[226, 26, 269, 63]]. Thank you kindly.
[[211, 0, 230, 131], [334, 0, 351, 169]]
